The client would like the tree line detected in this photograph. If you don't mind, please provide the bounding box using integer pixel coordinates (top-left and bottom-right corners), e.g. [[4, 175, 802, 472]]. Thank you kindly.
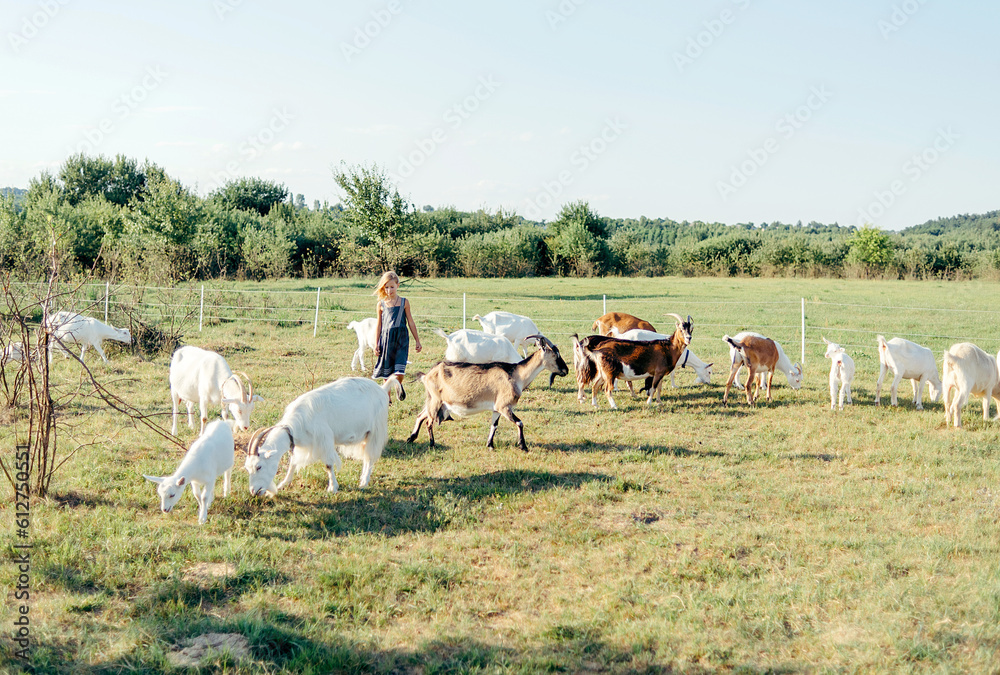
[[2, 152, 999, 283]]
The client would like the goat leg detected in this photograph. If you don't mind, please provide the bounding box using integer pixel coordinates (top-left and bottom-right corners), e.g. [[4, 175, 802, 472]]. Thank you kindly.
[[485, 411, 501, 449]]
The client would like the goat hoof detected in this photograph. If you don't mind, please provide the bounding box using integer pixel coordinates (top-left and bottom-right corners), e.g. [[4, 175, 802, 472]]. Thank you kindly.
[[405, 434, 417, 444]]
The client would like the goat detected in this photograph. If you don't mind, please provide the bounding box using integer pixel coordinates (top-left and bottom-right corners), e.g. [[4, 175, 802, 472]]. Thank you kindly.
[[874, 335, 942, 410], [2, 341, 24, 366], [592, 311, 655, 336], [143, 419, 234, 525], [406, 335, 568, 452], [729, 331, 802, 391], [611, 327, 713, 387], [571, 334, 616, 406], [245, 377, 402, 497], [723, 334, 780, 406], [169, 346, 262, 436], [433, 328, 522, 364], [823, 337, 855, 410], [941, 342, 1000, 428], [579, 314, 693, 409], [471, 311, 540, 357], [46, 311, 131, 363], [347, 318, 378, 372]]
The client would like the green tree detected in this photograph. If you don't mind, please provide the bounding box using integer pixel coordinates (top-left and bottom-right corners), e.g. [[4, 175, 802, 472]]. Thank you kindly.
[[332, 162, 412, 272], [211, 177, 289, 216], [547, 201, 609, 276], [848, 224, 893, 273], [59, 153, 147, 206]]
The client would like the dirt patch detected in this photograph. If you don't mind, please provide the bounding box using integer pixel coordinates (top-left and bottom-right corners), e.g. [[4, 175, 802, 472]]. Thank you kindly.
[[201, 341, 255, 356], [182, 562, 236, 585], [168, 633, 250, 668]]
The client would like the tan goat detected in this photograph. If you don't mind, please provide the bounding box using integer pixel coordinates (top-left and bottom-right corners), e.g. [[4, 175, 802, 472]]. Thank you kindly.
[[723, 334, 780, 406], [406, 335, 568, 452], [592, 312, 656, 336]]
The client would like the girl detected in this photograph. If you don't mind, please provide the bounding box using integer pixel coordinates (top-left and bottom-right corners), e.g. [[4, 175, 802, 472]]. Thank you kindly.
[[372, 270, 421, 385]]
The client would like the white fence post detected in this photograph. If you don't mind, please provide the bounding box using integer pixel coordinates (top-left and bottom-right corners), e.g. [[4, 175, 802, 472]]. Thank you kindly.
[[199, 285, 204, 332], [104, 281, 109, 323], [801, 297, 805, 366], [463, 293, 466, 330], [313, 287, 321, 337]]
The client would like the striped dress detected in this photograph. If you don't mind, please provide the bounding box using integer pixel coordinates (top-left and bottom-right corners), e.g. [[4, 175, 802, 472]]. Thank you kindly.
[[373, 298, 410, 378]]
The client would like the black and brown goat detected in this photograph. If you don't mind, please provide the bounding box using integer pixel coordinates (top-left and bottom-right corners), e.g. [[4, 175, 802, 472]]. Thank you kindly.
[[723, 334, 780, 406]]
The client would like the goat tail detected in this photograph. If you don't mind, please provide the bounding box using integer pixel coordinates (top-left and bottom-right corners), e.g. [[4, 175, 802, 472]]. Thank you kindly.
[[723, 335, 749, 367], [433, 327, 450, 340], [381, 377, 406, 402], [876, 335, 888, 353]]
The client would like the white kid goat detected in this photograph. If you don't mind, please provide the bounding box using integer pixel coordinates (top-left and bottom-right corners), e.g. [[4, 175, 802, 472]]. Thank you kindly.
[[433, 328, 522, 364], [730, 331, 803, 391], [346, 318, 378, 372], [874, 335, 942, 410], [822, 337, 855, 410], [611, 327, 713, 387], [144, 419, 234, 525], [169, 346, 262, 436], [941, 342, 1000, 428], [245, 377, 403, 497], [471, 311, 540, 357], [46, 311, 132, 363]]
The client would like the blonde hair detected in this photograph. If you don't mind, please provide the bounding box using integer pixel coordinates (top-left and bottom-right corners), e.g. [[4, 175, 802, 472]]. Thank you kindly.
[[373, 270, 400, 301]]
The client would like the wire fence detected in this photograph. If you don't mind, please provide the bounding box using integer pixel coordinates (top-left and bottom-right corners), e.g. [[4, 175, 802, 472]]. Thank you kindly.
[[7, 281, 1000, 366]]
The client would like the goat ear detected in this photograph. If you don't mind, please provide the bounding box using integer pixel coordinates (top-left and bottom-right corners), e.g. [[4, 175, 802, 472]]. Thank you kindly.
[[822, 336, 830, 345], [143, 474, 164, 484], [221, 397, 238, 405], [176, 476, 186, 486], [251, 394, 264, 403], [705, 362, 714, 368]]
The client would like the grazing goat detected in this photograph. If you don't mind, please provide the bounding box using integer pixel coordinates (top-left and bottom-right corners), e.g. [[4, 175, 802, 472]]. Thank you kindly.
[[592, 311, 655, 336], [169, 346, 262, 436], [245, 377, 402, 497], [347, 318, 378, 372], [823, 337, 855, 410], [941, 342, 1000, 428], [144, 419, 234, 525], [471, 311, 541, 357], [729, 331, 802, 391], [46, 311, 131, 363], [611, 328, 713, 387], [433, 328, 522, 364], [406, 335, 568, 451], [723, 334, 780, 406], [571, 334, 617, 406], [580, 314, 693, 409], [874, 335, 942, 409]]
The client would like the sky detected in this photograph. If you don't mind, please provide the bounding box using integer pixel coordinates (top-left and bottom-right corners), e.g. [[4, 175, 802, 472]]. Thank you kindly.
[[1, 0, 997, 230]]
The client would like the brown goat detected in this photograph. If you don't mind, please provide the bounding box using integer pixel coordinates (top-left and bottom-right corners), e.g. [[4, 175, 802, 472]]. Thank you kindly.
[[592, 312, 656, 336], [581, 314, 693, 408], [406, 335, 568, 451], [723, 334, 780, 406]]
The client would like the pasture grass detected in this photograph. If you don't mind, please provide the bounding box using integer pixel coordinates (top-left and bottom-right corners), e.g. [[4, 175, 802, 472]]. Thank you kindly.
[[2, 276, 1000, 673]]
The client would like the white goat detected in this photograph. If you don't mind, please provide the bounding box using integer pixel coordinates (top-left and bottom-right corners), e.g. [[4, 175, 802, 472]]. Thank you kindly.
[[730, 331, 802, 391], [874, 335, 942, 410], [245, 377, 402, 497], [46, 311, 132, 363], [471, 311, 540, 357], [169, 346, 262, 436], [2, 341, 24, 366], [611, 327, 713, 387], [347, 318, 378, 372], [822, 337, 855, 410], [941, 342, 1000, 428], [433, 328, 522, 364], [143, 419, 234, 525]]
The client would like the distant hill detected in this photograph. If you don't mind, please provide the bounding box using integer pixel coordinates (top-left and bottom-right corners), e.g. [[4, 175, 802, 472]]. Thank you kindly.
[[899, 211, 1000, 250], [1, 187, 27, 206]]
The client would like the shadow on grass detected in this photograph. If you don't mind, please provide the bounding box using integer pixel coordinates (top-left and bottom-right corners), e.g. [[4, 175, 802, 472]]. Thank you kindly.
[[47, 609, 736, 674], [535, 440, 725, 458]]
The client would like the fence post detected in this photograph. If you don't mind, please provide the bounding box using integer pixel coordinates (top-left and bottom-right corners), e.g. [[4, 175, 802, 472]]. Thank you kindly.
[[199, 285, 204, 332], [104, 281, 109, 323], [801, 297, 805, 366], [463, 293, 466, 330], [603, 294, 606, 315], [314, 287, 321, 337]]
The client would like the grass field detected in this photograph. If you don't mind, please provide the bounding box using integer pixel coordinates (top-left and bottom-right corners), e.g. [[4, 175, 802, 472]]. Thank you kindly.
[[2, 276, 1000, 673]]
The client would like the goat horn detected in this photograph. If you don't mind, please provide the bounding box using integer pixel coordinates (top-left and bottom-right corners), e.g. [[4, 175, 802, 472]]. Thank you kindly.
[[246, 425, 272, 456], [235, 371, 253, 402], [666, 313, 684, 324]]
